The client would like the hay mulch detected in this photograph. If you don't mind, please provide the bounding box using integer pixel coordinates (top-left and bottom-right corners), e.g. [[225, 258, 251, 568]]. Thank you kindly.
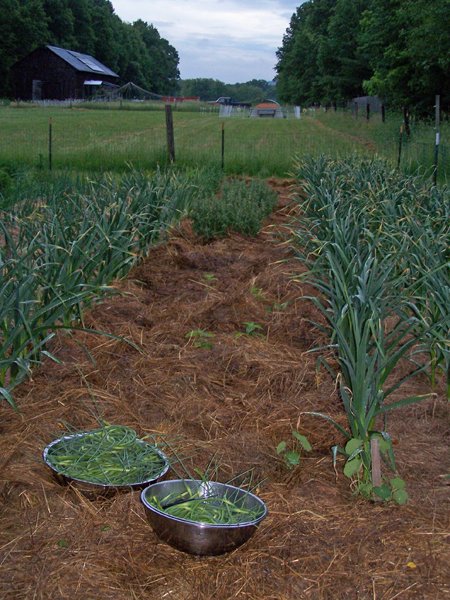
[[0, 180, 448, 600]]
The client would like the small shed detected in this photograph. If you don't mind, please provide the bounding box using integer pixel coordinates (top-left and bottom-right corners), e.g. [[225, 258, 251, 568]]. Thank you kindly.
[[12, 45, 119, 101], [251, 100, 283, 118]]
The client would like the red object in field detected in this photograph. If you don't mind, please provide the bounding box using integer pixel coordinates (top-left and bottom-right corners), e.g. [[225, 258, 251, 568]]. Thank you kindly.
[[162, 96, 200, 103]]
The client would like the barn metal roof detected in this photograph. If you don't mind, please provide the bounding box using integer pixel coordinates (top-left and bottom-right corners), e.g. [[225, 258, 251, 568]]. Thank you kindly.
[[47, 46, 119, 78]]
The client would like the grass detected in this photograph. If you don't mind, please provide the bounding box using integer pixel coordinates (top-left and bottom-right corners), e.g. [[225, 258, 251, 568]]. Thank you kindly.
[[314, 109, 449, 182], [0, 104, 447, 180]]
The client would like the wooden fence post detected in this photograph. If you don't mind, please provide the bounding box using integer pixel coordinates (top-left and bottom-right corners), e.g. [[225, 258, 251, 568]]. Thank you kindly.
[[397, 124, 404, 170], [403, 106, 411, 136], [165, 104, 175, 163], [48, 117, 53, 171]]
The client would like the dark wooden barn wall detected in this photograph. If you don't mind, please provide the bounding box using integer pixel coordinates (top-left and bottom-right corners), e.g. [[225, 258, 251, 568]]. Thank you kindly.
[[12, 48, 117, 101]]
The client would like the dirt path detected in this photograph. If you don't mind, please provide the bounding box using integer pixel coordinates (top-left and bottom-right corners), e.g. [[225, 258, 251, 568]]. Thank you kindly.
[[0, 180, 448, 599]]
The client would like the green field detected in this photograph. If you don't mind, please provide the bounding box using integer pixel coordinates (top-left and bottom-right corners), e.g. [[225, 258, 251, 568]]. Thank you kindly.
[[0, 103, 448, 180]]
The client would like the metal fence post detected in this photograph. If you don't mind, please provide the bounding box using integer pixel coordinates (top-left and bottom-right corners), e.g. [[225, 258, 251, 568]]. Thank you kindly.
[[221, 122, 225, 170], [433, 95, 440, 186]]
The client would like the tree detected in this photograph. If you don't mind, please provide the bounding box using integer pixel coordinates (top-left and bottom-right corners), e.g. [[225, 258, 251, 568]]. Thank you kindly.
[[132, 20, 180, 94], [0, 0, 181, 97], [276, 0, 335, 105], [276, 0, 449, 113], [362, 0, 450, 112], [318, 0, 370, 103], [42, 0, 75, 47]]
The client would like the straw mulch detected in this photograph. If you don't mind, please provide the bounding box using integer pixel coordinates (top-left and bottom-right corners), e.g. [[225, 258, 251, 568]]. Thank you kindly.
[[0, 180, 448, 600]]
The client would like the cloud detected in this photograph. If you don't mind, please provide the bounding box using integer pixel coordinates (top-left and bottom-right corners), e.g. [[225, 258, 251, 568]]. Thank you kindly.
[[111, 0, 299, 82]]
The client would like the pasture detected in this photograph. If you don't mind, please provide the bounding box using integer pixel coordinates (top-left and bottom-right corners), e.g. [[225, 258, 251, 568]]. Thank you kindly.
[[0, 103, 447, 180]]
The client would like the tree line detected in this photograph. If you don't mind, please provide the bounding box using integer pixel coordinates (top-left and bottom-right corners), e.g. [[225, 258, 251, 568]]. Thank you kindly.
[[0, 0, 180, 97], [178, 79, 275, 104], [276, 0, 449, 114]]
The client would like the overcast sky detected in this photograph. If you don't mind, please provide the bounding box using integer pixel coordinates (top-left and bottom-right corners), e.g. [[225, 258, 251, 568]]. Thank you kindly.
[[111, 0, 300, 83]]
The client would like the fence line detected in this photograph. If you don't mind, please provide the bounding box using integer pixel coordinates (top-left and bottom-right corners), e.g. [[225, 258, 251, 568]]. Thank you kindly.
[[0, 107, 447, 182]]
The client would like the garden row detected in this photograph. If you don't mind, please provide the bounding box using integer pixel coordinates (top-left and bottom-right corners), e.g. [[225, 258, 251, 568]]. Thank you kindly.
[[290, 156, 449, 502], [0, 168, 276, 407]]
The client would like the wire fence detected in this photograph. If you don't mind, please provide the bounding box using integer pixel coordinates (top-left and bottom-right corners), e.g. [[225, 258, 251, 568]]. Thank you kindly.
[[0, 104, 448, 182]]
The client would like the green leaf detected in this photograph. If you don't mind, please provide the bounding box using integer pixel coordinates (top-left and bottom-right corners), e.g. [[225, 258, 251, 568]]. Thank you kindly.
[[358, 482, 373, 498], [345, 438, 364, 455], [285, 451, 300, 467], [390, 477, 406, 490], [392, 489, 409, 505], [378, 436, 391, 453], [276, 441, 287, 455], [302, 411, 351, 439], [0, 387, 17, 410], [292, 430, 312, 452], [373, 484, 392, 501], [343, 456, 362, 478], [379, 394, 432, 413]]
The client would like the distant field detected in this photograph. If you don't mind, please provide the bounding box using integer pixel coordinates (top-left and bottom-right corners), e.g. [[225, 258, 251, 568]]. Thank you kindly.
[[0, 104, 447, 180]]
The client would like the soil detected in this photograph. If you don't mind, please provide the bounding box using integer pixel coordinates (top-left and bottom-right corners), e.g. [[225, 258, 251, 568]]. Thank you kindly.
[[0, 180, 448, 600]]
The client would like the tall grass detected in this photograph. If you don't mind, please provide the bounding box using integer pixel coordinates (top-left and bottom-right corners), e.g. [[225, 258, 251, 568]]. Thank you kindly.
[[314, 110, 449, 182]]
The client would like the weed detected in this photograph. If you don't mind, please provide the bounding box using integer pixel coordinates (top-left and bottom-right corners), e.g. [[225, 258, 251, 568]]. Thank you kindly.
[[203, 273, 217, 283], [276, 430, 312, 469], [185, 329, 215, 349], [189, 178, 277, 240], [250, 285, 266, 301]]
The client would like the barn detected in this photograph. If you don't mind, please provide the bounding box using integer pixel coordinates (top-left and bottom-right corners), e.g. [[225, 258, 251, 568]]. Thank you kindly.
[[12, 45, 119, 101]]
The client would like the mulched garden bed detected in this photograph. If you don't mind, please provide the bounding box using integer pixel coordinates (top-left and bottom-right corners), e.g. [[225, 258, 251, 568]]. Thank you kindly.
[[0, 180, 448, 599]]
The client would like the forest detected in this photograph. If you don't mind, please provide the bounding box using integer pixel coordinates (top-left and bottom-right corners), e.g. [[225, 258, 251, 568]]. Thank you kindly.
[[178, 78, 276, 103], [0, 0, 180, 97], [276, 0, 450, 113]]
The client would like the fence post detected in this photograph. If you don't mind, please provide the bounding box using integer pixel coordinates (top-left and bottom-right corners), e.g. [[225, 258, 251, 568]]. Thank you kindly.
[[381, 104, 385, 123], [403, 106, 410, 136], [433, 94, 440, 186], [165, 104, 175, 163], [48, 117, 53, 171], [366, 102, 370, 121], [221, 122, 225, 170], [397, 124, 404, 170]]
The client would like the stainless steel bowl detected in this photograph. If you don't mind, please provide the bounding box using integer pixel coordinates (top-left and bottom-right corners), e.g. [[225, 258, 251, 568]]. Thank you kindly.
[[141, 479, 268, 555], [43, 432, 170, 498]]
